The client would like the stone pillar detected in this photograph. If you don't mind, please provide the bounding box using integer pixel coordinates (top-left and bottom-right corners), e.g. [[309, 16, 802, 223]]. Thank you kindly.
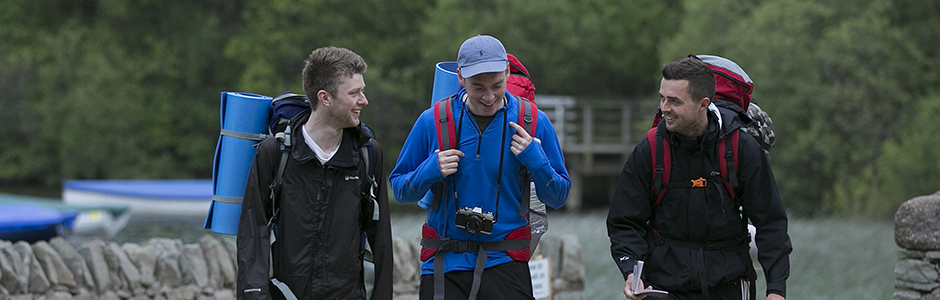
[[894, 191, 940, 300]]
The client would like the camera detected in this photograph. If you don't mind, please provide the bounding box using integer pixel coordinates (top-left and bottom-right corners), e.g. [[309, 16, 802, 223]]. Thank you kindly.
[[455, 206, 495, 234]]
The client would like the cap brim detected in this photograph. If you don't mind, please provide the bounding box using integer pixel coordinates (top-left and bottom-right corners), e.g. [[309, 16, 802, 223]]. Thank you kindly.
[[460, 61, 507, 78]]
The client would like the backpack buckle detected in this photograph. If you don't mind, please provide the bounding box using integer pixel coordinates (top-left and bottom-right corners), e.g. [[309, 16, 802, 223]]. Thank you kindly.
[[691, 177, 707, 188]]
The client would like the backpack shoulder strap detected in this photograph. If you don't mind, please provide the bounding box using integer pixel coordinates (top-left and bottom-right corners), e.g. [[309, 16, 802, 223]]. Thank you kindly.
[[717, 130, 740, 200], [517, 96, 537, 135], [647, 128, 670, 206], [434, 96, 457, 151], [360, 133, 380, 222], [516, 96, 538, 218], [430, 96, 457, 211], [268, 125, 293, 226]]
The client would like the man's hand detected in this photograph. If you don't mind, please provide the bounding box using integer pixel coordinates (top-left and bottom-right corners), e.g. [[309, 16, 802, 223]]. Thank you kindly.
[[437, 149, 464, 177], [623, 274, 648, 300], [509, 122, 539, 155], [767, 294, 785, 300]]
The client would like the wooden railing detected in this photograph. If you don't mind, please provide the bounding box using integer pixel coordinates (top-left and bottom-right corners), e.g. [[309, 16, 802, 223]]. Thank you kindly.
[[538, 95, 650, 210]]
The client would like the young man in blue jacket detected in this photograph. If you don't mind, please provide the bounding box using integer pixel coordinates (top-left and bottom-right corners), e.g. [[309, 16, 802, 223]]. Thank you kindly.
[[390, 35, 570, 300]]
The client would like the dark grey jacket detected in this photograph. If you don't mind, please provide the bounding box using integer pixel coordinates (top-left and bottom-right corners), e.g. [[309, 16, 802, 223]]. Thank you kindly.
[[607, 100, 791, 297], [237, 109, 393, 300]]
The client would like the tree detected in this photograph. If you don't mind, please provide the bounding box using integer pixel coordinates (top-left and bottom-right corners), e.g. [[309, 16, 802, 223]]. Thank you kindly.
[[420, 0, 680, 98], [660, 0, 934, 217]]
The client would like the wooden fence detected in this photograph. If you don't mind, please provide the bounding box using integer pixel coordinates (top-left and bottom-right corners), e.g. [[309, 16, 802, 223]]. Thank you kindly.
[[538, 96, 651, 210]]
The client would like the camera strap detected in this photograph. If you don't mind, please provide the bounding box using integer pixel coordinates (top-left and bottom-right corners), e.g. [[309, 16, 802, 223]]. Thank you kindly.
[[448, 96, 509, 223]]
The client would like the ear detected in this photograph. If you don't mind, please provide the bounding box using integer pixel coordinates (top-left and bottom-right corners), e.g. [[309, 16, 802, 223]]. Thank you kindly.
[[316, 90, 331, 107], [699, 97, 711, 111], [457, 68, 466, 87]]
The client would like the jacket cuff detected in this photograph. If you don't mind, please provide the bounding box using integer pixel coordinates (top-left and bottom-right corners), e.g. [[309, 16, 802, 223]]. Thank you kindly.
[[766, 282, 786, 298], [614, 255, 638, 281]]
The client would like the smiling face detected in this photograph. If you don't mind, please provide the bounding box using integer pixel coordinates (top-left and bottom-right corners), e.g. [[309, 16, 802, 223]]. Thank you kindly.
[[325, 73, 367, 128], [457, 66, 509, 116], [659, 78, 710, 137]]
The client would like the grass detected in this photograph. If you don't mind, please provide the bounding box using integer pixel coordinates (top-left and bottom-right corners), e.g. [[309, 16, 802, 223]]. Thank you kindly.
[[390, 209, 899, 300]]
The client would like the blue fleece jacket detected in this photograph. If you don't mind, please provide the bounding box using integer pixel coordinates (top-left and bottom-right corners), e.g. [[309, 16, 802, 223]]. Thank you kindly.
[[390, 89, 570, 275]]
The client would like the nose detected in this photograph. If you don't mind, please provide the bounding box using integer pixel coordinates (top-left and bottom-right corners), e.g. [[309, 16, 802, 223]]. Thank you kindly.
[[359, 92, 368, 106], [659, 99, 671, 112], [483, 90, 497, 102]]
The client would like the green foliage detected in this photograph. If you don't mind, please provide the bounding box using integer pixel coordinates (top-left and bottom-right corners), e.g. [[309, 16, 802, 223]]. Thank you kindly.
[[1, 1, 239, 183], [851, 94, 940, 218], [421, 0, 680, 98], [661, 0, 936, 218], [0, 0, 937, 220]]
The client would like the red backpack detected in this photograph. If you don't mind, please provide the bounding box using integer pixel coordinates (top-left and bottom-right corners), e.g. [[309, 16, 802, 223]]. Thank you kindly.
[[506, 53, 535, 102]]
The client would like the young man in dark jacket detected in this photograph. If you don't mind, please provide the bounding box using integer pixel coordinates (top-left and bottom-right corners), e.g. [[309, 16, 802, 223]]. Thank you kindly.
[[607, 58, 791, 300], [237, 47, 393, 300]]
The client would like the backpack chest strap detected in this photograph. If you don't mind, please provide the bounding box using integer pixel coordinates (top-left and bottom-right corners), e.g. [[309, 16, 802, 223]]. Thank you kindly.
[[661, 176, 731, 189]]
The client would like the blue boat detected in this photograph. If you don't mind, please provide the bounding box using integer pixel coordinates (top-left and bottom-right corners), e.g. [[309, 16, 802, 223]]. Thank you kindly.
[[62, 180, 212, 216], [0, 193, 131, 242]]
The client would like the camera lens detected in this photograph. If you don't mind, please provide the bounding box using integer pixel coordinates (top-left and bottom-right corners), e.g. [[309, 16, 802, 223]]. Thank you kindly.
[[465, 216, 482, 234]]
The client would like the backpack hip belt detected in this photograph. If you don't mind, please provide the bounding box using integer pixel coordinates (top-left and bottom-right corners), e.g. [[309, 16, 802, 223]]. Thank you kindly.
[[420, 233, 530, 300]]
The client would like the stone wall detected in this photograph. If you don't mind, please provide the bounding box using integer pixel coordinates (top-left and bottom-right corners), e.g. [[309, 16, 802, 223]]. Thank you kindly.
[[894, 191, 940, 300], [0, 233, 585, 300], [0, 235, 237, 300]]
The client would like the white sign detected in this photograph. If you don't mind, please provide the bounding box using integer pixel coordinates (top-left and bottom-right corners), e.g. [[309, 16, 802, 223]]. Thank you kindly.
[[529, 257, 551, 299]]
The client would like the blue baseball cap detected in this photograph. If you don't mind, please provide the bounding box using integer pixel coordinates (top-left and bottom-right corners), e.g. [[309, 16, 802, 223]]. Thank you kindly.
[[457, 35, 508, 79]]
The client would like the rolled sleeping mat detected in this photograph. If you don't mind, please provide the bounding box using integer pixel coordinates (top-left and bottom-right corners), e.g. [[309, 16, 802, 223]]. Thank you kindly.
[[204, 92, 273, 235], [431, 62, 462, 105], [421, 62, 464, 209]]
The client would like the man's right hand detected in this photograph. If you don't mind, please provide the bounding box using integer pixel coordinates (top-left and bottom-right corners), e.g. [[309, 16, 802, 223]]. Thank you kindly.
[[623, 273, 648, 300], [437, 149, 464, 177]]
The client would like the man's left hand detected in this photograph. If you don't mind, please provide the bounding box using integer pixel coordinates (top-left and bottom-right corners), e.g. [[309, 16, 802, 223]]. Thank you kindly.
[[509, 122, 539, 155], [767, 294, 785, 300]]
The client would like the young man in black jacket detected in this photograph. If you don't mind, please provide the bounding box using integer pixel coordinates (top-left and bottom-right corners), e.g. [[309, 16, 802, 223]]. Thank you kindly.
[[607, 58, 791, 300], [237, 47, 393, 300]]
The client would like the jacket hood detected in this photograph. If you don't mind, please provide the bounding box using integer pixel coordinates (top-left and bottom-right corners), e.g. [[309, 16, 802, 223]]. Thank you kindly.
[[286, 108, 373, 167], [711, 99, 751, 136]]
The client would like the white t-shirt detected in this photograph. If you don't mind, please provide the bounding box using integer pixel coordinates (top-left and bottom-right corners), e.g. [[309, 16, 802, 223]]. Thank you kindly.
[[301, 125, 338, 165]]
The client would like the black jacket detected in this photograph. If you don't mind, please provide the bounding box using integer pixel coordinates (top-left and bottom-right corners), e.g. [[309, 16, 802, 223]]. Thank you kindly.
[[607, 100, 791, 297], [237, 109, 393, 300]]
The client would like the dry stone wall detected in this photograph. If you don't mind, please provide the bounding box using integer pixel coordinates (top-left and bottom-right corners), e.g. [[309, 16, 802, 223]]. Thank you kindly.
[[895, 191, 940, 300], [0, 235, 237, 300]]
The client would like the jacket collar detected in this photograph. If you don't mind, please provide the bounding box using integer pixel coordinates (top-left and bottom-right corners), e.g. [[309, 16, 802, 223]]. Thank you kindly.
[[287, 108, 372, 168]]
